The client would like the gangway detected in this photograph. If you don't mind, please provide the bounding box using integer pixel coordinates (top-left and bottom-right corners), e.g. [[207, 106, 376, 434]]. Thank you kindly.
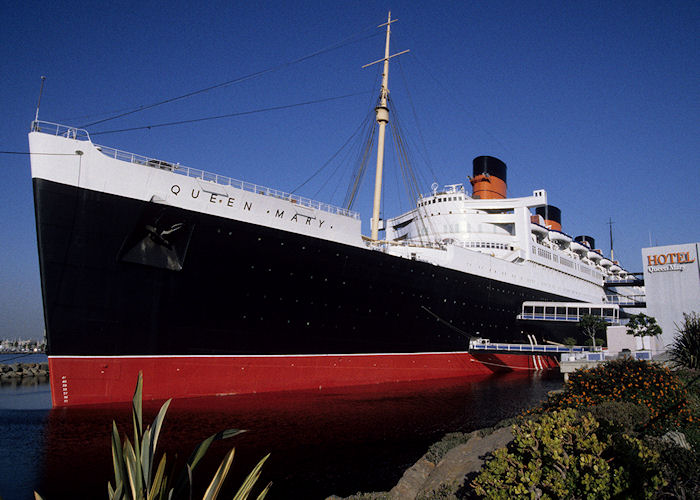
[[468, 339, 602, 355]]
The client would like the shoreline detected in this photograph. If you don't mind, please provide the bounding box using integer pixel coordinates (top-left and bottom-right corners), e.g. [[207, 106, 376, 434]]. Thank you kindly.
[[0, 362, 49, 383], [327, 420, 517, 500]]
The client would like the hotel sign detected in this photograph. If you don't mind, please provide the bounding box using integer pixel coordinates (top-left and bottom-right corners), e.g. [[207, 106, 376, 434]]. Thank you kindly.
[[647, 252, 696, 273]]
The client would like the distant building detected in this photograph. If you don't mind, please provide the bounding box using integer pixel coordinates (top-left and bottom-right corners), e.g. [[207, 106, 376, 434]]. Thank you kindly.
[[642, 242, 700, 350]]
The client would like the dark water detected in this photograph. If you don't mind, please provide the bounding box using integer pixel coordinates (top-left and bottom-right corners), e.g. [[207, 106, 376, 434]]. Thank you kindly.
[[0, 371, 563, 500]]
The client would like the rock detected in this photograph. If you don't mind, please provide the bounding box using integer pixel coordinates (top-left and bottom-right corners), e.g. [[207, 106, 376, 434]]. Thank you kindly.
[[662, 430, 691, 450], [417, 426, 513, 497], [384, 427, 514, 500], [387, 455, 436, 500]]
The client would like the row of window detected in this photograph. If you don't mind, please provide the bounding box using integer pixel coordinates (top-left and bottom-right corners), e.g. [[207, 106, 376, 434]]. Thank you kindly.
[[465, 241, 514, 251], [418, 195, 465, 207], [522, 305, 618, 318]]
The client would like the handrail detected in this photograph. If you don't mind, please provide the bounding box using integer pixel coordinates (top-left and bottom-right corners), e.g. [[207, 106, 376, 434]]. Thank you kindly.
[[30, 121, 90, 141], [30, 120, 359, 219]]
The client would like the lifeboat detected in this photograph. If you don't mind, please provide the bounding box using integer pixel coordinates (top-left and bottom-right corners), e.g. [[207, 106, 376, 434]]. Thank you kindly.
[[549, 230, 572, 248], [587, 250, 603, 262], [531, 223, 548, 238], [570, 240, 589, 256], [600, 258, 613, 268], [610, 264, 622, 274], [618, 269, 628, 279]]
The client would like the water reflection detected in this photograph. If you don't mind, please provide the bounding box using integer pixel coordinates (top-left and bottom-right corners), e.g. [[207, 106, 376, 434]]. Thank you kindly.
[[34, 372, 562, 499]]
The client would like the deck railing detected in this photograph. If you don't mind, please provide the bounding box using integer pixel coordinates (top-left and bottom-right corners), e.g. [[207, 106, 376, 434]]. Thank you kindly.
[[31, 121, 359, 219]]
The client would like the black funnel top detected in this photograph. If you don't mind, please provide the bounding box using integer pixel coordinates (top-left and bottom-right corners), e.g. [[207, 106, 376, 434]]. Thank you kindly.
[[575, 235, 596, 249], [472, 156, 507, 183], [536, 205, 561, 224]]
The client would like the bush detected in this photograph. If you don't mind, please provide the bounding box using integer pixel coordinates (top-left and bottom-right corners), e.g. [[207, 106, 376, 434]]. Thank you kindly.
[[425, 432, 472, 464], [584, 401, 650, 438], [470, 409, 666, 499], [539, 358, 693, 433], [670, 312, 700, 371]]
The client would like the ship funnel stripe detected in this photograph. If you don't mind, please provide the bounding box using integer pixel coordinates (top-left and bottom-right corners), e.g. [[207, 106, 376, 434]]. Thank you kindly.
[[471, 156, 507, 199], [472, 156, 507, 183]]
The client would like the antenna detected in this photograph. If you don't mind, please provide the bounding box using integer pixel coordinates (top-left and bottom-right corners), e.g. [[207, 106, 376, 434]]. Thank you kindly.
[[607, 217, 615, 261], [33, 76, 47, 130]]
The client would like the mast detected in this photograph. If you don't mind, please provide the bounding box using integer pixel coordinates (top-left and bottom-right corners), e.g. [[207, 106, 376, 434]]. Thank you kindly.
[[364, 12, 408, 241], [32, 76, 47, 131]]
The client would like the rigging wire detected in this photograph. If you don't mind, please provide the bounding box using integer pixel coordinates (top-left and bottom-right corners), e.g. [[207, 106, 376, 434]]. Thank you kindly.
[[80, 28, 382, 129], [396, 56, 439, 183], [89, 92, 370, 136], [407, 49, 514, 158], [290, 109, 373, 195]]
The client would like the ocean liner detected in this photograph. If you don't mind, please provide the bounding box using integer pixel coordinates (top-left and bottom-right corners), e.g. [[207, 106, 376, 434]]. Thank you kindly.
[[30, 14, 634, 406]]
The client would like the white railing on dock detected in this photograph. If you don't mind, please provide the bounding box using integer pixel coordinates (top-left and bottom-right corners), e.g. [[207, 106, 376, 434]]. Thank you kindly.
[[31, 120, 360, 220], [469, 340, 602, 354]]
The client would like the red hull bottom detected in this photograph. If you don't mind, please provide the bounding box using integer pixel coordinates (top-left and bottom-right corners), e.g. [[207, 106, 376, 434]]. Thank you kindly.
[[48, 352, 559, 407]]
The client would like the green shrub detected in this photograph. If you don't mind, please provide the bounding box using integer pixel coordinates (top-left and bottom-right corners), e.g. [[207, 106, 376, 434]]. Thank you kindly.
[[539, 358, 692, 433], [584, 401, 650, 437], [644, 436, 700, 499], [425, 432, 472, 463], [471, 409, 665, 499]]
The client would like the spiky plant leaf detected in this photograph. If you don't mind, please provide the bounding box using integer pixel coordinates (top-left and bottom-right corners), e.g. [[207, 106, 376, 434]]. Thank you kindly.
[[255, 481, 272, 500], [123, 438, 141, 500], [671, 312, 700, 371], [171, 429, 246, 499], [232, 453, 271, 500], [133, 372, 144, 441], [147, 453, 168, 500], [203, 448, 236, 500], [142, 398, 172, 490], [111, 420, 125, 492], [141, 426, 153, 492], [110, 482, 125, 500]]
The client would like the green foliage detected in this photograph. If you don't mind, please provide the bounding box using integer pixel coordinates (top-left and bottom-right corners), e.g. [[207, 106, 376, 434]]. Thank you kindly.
[[538, 358, 693, 434], [644, 436, 700, 498], [670, 312, 700, 371], [108, 372, 271, 500], [425, 432, 472, 463], [578, 314, 607, 346], [584, 401, 650, 438], [562, 337, 576, 347], [472, 409, 622, 499], [471, 409, 667, 499], [626, 313, 662, 338]]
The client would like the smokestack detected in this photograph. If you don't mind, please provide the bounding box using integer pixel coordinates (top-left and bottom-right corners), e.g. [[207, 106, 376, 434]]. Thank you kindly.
[[535, 205, 562, 232], [470, 156, 507, 199], [574, 235, 596, 249]]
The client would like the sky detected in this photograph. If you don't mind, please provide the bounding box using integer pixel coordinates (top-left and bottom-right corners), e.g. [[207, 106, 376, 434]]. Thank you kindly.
[[1, 0, 698, 340]]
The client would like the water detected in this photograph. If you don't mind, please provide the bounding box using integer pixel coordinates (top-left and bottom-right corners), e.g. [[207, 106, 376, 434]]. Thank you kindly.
[[0, 371, 563, 500]]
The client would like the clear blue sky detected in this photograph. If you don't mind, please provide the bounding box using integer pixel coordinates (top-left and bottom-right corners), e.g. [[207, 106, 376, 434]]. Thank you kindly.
[[1, 1, 698, 340]]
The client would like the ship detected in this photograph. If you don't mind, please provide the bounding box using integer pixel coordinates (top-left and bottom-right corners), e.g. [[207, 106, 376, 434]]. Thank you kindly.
[[29, 14, 637, 406]]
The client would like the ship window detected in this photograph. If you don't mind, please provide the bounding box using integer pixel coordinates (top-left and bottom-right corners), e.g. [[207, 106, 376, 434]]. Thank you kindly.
[[524, 305, 534, 314], [545, 307, 555, 316], [556, 307, 566, 316], [535, 306, 544, 316]]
